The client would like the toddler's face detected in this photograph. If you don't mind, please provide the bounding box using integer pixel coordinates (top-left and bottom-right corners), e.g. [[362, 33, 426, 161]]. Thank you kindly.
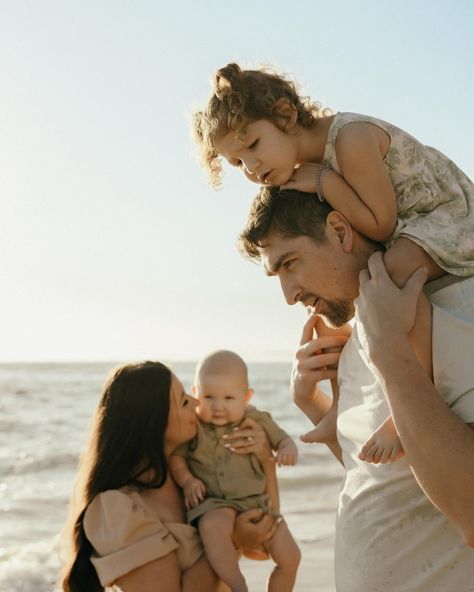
[[194, 373, 251, 426], [215, 119, 298, 187]]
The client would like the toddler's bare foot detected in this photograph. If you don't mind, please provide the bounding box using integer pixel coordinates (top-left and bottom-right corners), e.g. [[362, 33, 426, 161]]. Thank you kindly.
[[358, 416, 405, 464], [300, 404, 338, 444]]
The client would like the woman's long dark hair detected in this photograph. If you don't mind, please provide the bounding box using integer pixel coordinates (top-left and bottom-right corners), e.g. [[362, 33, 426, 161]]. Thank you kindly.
[[61, 361, 172, 592]]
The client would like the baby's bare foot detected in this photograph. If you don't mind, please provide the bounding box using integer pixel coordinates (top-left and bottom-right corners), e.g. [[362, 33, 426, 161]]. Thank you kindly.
[[359, 416, 405, 464]]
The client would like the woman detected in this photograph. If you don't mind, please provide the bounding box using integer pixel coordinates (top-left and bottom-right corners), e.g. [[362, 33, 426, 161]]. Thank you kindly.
[[61, 361, 278, 591]]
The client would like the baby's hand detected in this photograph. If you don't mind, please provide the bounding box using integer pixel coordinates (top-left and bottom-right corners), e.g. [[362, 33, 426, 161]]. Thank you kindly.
[[276, 438, 298, 466], [183, 477, 206, 510]]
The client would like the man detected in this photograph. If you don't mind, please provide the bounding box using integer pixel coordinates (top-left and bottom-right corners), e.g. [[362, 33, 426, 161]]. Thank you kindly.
[[238, 187, 474, 591]]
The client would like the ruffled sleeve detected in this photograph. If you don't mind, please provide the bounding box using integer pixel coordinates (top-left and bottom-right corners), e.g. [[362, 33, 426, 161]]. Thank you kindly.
[[83, 489, 179, 586]]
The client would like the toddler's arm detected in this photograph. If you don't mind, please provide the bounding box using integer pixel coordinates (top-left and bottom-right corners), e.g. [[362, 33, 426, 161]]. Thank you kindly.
[[283, 163, 397, 242], [282, 122, 399, 242], [169, 454, 206, 509]]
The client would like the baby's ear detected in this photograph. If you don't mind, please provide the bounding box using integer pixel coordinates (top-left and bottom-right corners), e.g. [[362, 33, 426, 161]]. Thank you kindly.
[[245, 388, 254, 403], [191, 385, 197, 396]]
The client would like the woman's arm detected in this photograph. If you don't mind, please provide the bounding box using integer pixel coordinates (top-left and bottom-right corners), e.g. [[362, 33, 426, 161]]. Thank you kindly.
[[182, 554, 225, 592], [115, 552, 181, 592], [357, 252, 474, 546], [262, 453, 279, 512]]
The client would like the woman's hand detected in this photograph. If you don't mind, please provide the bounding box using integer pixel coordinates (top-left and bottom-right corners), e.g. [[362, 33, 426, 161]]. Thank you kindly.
[[232, 508, 281, 555], [355, 251, 427, 354], [223, 417, 274, 463]]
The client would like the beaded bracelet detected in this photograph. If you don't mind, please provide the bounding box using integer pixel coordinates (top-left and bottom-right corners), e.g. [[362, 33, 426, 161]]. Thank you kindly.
[[315, 165, 329, 202]]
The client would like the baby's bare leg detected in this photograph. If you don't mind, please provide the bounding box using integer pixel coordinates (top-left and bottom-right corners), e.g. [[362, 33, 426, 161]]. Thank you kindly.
[[359, 237, 444, 464], [198, 507, 247, 592], [264, 522, 300, 592]]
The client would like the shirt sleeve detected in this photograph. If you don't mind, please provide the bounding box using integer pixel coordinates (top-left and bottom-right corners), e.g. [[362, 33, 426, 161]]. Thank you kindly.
[[83, 489, 179, 586], [432, 302, 474, 424], [247, 408, 290, 448]]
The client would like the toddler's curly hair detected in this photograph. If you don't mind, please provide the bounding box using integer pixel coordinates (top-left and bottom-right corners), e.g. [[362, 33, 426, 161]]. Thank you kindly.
[[194, 63, 327, 188]]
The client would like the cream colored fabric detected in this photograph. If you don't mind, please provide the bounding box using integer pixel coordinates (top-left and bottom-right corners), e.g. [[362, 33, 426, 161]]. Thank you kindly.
[[335, 276, 474, 591], [83, 489, 203, 586], [323, 112, 474, 276]]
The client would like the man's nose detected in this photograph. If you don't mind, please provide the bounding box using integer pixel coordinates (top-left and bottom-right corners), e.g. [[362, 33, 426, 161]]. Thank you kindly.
[[279, 276, 298, 306]]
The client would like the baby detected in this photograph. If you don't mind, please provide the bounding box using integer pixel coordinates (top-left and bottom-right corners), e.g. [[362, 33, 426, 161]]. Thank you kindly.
[[170, 350, 300, 592]]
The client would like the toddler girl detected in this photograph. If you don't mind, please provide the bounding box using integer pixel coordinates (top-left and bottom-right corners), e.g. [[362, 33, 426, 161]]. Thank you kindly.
[[193, 63, 474, 464], [170, 350, 300, 592]]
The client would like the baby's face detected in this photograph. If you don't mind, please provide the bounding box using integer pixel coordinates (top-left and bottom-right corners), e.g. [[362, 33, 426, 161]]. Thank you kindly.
[[195, 373, 250, 426]]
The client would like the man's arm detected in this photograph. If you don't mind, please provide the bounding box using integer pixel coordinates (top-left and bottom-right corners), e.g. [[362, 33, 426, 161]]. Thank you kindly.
[[357, 252, 474, 546], [291, 314, 349, 465]]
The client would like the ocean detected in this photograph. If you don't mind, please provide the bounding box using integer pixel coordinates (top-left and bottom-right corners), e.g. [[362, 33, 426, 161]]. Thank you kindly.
[[0, 362, 343, 591]]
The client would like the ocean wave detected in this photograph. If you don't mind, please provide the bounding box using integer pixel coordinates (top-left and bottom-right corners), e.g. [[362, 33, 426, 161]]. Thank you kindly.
[[0, 452, 79, 478], [0, 537, 62, 592]]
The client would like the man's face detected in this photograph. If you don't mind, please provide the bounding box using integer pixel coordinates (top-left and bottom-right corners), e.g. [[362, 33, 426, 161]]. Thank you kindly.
[[259, 228, 363, 326]]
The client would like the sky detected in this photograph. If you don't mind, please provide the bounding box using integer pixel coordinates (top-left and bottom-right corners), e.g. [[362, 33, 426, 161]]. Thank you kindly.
[[1, 0, 473, 362]]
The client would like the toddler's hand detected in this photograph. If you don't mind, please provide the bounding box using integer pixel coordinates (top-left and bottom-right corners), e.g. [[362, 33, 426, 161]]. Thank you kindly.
[[183, 477, 206, 510], [280, 163, 324, 193], [276, 439, 298, 466]]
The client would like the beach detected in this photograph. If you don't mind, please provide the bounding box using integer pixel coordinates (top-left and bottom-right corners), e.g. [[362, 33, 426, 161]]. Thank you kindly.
[[242, 538, 336, 591], [0, 361, 341, 591]]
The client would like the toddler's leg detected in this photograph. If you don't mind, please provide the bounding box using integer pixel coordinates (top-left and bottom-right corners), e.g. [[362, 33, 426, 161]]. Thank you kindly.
[[264, 521, 301, 592], [358, 415, 405, 463], [359, 237, 443, 464], [198, 507, 247, 592], [300, 397, 338, 444]]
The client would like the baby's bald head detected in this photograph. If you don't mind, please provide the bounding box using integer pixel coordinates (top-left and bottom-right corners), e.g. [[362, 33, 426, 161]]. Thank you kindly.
[[195, 350, 249, 389]]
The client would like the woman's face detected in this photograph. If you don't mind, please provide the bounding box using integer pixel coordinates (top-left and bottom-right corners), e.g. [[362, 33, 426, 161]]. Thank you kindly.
[[164, 374, 198, 453]]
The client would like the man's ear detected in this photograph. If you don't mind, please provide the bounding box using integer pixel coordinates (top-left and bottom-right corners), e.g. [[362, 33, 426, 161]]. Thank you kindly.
[[273, 98, 298, 130], [245, 388, 254, 403], [326, 211, 354, 253]]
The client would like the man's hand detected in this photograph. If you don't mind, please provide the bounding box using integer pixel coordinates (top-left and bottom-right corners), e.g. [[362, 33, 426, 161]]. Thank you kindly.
[[275, 437, 298, 466], [355, 251, 428, 353], [183, 477, 206, 510], [291, 313, 349, 403]]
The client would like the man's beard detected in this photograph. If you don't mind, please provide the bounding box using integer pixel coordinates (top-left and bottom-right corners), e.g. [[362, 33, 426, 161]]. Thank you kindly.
[[319, 298, 354, 327]]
